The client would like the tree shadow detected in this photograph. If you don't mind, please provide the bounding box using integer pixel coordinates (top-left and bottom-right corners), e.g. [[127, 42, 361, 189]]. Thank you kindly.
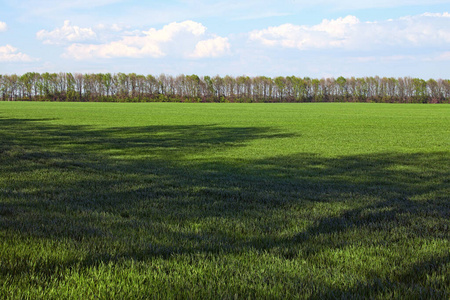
[[1, 117, 449, 295]]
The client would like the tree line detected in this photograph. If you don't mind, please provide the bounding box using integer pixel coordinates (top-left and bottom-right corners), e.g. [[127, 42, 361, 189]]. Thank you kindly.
[[1, 72, 449, 103]]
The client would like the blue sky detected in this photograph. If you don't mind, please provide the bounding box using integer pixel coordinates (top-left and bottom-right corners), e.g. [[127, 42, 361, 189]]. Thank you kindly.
[[0, 0, 449, 78]]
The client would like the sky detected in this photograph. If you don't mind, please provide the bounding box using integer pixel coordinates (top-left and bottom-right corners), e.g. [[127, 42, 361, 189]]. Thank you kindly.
[[0, 0, 449, 78]]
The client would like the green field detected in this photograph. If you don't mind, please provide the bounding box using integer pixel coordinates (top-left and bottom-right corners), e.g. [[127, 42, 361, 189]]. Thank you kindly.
[[1, 102, 449, 298]]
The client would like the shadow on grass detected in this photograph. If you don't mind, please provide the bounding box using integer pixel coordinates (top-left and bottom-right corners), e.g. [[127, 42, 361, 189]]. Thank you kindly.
[[1, 117, 449, 295]]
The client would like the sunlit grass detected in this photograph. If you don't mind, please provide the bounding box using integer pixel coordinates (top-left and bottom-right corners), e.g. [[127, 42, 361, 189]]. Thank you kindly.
[[1, 102, 449, 298]]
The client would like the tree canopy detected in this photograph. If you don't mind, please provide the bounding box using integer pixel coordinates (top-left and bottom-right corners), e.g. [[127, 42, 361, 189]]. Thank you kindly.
[[1, 73, 449, 103]]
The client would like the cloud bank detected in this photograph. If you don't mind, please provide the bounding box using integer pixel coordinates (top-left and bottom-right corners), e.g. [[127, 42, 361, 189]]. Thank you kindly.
[[190, 36, 231, 58], [61, 20, 230, 59], [249, 13, 450, 50], [36, 20, 97, 44]]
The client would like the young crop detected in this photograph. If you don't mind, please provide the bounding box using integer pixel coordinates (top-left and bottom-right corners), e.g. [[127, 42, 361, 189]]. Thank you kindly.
[[0, 102, 449, 298]]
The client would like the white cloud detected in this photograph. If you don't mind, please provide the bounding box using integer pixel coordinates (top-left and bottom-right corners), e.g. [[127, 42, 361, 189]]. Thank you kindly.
[[0, 45, 35, 62], [249, 16, 360, 49], [0, 21, 7, 32], [420, 12, 450, 17], [190, 37, 231, 58], [250, 13, 450, 50], [64, 41, 164, 59], [37, 20, 97, 45], [63, 20, 229, 60], [141, 20, 206, 42]]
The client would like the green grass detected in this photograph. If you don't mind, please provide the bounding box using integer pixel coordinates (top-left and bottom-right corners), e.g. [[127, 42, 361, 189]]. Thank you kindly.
[[0, 102, 449, 299]]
